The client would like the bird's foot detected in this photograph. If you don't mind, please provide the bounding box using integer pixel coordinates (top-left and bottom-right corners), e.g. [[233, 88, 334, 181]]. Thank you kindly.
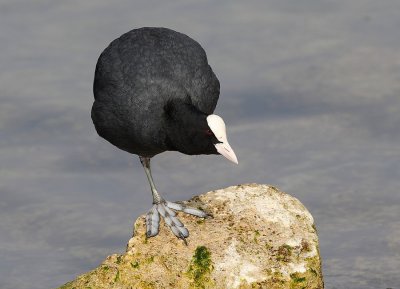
[[145, 200, 209, 244]]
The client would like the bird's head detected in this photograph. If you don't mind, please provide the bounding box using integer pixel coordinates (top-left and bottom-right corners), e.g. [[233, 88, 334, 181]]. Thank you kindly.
[[164, 100, 238, 164]]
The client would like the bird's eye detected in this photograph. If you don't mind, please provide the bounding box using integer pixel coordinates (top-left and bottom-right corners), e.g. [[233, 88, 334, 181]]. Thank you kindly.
[[205, 129, 213, 136]]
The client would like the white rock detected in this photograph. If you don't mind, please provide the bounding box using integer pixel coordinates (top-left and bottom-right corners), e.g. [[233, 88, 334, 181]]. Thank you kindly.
[[59, 184, 324, 289]]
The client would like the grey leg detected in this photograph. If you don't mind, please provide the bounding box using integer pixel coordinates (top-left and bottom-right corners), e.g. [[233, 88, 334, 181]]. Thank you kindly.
[[139, 156, 208, 242], [140, 156, 162, 204]]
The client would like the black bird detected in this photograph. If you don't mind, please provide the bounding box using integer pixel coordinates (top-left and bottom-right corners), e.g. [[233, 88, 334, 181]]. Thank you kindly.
[[92, 27, 238, 242]]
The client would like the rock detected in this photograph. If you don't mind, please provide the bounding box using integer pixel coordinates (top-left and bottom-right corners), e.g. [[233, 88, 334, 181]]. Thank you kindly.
[[59, 184, 323, 289]]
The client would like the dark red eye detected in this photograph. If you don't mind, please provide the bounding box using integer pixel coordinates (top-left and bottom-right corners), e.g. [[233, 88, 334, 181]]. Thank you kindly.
[[205, 129, 213, 136]]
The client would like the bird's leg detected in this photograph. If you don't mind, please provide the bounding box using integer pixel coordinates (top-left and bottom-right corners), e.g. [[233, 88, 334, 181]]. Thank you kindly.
[[139, 156, 208, 242], [140, 156, 162, 204]]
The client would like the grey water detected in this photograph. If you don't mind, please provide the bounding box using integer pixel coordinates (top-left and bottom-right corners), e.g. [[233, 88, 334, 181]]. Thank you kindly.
[[1, 1, 399, 288]]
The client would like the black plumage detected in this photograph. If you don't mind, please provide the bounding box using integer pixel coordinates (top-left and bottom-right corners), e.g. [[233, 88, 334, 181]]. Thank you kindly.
[[92, 27, 220, 157], [91, 27, 237, 241]]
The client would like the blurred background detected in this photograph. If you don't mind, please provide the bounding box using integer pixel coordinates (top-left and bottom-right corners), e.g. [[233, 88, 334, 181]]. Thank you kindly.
[[1, 1, 399, 288]]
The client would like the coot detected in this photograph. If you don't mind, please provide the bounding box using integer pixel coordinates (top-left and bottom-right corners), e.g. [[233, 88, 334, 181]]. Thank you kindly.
[[92, 27, 237, 242]]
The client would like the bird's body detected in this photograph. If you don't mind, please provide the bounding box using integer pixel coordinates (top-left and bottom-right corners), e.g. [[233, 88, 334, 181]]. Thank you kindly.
[[92, 27, 220, 157], [92, 27, 237, 242]]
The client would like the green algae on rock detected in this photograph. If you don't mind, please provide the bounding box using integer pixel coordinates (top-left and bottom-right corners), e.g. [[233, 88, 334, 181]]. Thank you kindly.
[[187, 246, 214, 288], [58, 184, 324, 289]]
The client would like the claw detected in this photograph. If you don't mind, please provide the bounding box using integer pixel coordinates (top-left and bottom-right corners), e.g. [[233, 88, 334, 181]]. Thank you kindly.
[[144, 200, 208, 242], [140, 157, 205, 243]]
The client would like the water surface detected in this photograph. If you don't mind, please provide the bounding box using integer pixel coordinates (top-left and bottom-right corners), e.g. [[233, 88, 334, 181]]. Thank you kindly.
[[1, 1, 399, 288]]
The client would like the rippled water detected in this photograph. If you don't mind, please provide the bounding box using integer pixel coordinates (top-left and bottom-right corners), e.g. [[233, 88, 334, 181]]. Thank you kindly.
[[1, 1, 399, 288]]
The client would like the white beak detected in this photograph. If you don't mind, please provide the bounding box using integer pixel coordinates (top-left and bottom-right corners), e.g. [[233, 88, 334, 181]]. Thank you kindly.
[[214, 140, 238, 164], [207, 115, 238, 164]]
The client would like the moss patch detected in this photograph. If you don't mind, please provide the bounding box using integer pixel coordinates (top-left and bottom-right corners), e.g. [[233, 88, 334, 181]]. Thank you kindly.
[[253, 230, 260, 243], [286, 251, 324, 289], [187, 246, 214, 288], [146, 256, 154, 263], [290, 273, 306, 283], [130, 261, 140, 269], [114, 270, 120, 282]]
